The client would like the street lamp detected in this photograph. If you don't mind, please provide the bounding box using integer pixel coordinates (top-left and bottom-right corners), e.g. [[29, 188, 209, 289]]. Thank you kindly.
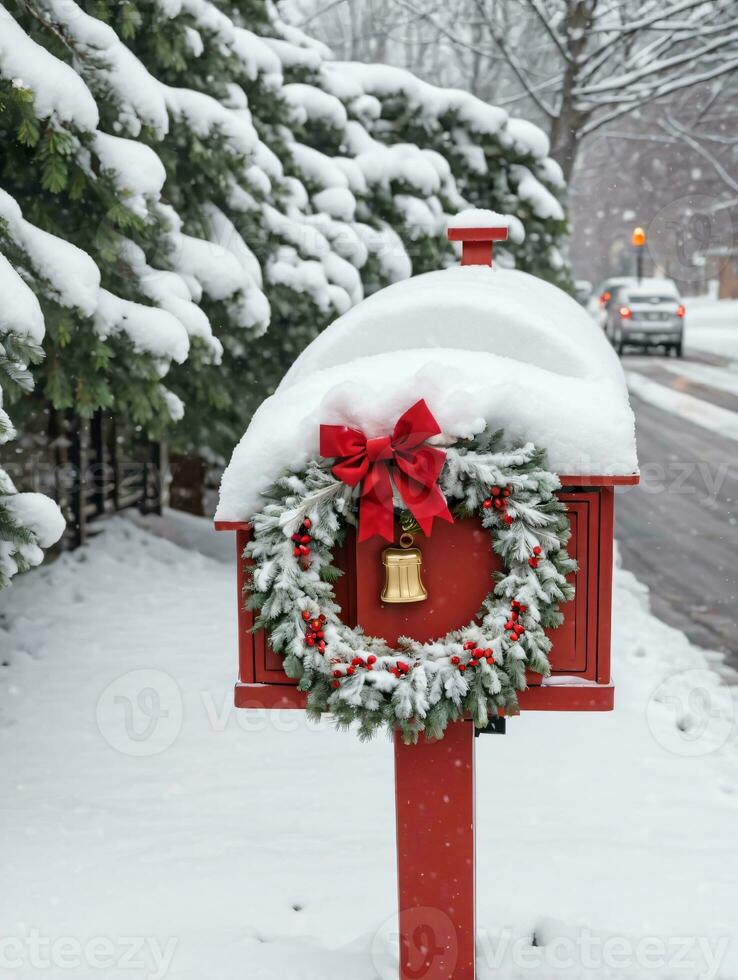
[[631, 226, 646, 284]]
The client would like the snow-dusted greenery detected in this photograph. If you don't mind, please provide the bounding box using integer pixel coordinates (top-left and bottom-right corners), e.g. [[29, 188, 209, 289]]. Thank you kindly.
[[0, 0, 569, 583], [247, 427, 575, 742], [0, 227, 64, 586]]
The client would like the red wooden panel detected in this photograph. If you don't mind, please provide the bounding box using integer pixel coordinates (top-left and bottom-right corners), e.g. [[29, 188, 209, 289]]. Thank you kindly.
[[596, 487, 615, 684], [236, 528, 255, 684], [235, 680, 615, 712]]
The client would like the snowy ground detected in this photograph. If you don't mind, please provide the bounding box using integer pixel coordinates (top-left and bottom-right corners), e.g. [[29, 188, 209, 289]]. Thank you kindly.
[[685, 297, 738, 360], [2, 512, 738, 980]]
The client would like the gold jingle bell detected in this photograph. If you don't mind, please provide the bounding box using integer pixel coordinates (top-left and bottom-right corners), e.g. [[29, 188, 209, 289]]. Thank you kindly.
[[381, 533, 428, 604]]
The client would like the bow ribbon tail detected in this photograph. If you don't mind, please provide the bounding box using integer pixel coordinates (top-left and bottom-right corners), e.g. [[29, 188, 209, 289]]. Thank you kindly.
[[358, 460, 394, 542], [393, 469, 454, 536]]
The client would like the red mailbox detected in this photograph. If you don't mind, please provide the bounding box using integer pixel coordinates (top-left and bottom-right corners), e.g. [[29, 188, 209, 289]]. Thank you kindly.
[[216, 211, 638, 979]]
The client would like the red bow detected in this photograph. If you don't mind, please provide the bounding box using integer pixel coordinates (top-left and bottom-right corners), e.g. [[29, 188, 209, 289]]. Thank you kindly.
[[319, 399, 454, 542]]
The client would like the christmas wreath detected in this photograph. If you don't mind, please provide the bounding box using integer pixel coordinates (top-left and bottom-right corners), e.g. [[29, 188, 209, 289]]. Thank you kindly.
[[246, 400, 576, 742]]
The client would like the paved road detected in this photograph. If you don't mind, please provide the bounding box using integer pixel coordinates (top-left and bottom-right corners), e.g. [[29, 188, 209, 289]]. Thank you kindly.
[[615, 349, 738, 674]]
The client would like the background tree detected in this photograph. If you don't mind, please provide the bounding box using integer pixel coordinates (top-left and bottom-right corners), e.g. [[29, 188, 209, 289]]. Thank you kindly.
[[1, 0, 569, 579]]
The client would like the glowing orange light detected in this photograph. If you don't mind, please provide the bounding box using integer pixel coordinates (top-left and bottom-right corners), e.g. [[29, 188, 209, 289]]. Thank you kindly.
[[631, 227, 646, 247], [619, 306, 633, 319], [676, 305, 685, 318]]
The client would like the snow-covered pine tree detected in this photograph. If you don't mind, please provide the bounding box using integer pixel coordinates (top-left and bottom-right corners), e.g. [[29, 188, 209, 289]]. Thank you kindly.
[[1, 0, 570, 529], [0, 213, 64, 586]]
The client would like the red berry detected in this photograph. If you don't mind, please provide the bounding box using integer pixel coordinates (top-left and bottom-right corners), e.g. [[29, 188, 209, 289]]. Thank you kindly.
[[533, 545, 542, 556], [333, 669, 342, 678], [511, 610, 518, 621], [485, 648, 492, 656], [458, 664, 466, 672], [463, 641, 475, 650], [491, 486, 501, 497], [450, 655, 460, 665], [318, 641, 326, 653], [504, 514, 513, 527], [487, 655, 495, 665], [529, 557, 539, 568], [392, 668, 401, 678], [509, 632, 518, 642], [502, 486, 511, 497], [351, 657, 362, 667], [319, 614, 326, 624], [398, 662, 410, 674], [516, 625, 525, 635], [367, 655, 377, 665], [310, 618, 321, 631], [511, 600, 520, 610], [300, 535, 311, 544], [347, 666, 355, 676], [303, 518, 312, 529], [483, 499, 493, 509], [505, 620, 515, 630], [301, 610, 311, 621], [299, 545, 310, 556], [291, 533, 300, 542], [293, 547, 301, 557], [493, 498, 504, 510], [316, 630, 324, 639], [366, 664, 373, 671], [519, 604, 527, 613]]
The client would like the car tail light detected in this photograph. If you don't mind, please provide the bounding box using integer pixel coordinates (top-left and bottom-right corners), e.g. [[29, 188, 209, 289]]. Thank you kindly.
[[600, 291, 611, 306], [619, 306, 632, 319], [676, 304, 685, 318]]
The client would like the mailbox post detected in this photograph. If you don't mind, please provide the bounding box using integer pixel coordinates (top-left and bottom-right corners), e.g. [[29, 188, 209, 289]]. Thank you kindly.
[[215, 211, 639, 979]]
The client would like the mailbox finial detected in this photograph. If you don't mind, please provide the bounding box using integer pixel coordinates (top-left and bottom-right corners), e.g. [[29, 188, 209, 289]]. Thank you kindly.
[[447, 209, 510, 267]]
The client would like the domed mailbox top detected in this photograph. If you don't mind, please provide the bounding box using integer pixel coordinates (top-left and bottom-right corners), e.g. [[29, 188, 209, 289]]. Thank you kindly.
[[217, 210, 637, 522]]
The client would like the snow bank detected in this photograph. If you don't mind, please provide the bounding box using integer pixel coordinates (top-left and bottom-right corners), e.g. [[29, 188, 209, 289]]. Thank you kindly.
[[2, 517, 737, 979], [685, 297, 738, 359], [217, 266, 637, 520], [0, 8, 99, 131]]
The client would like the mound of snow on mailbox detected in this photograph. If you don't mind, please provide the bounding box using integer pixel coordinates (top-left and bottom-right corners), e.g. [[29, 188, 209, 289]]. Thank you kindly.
[[217, 266, 638, 520]]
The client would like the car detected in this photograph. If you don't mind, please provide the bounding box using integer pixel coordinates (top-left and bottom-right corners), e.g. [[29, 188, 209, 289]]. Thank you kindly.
[[592, 276, 637, 328], [605, 280, 685, 356]]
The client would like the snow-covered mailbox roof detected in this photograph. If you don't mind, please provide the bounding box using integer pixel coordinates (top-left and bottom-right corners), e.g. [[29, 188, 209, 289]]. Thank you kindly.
[[217, 214, 637, 522]]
